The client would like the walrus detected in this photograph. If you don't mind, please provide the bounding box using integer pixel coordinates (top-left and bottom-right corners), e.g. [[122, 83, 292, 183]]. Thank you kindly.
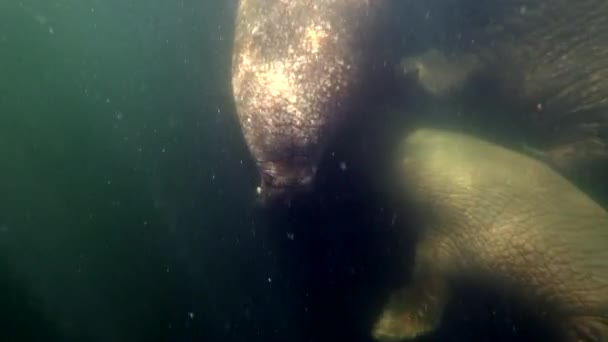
[[397, 0, 608, 176], [231, 0, 391, 204], [372, 128, 608, 342]]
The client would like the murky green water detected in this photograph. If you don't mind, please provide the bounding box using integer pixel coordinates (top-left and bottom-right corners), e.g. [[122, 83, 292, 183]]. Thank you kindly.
[[0, 1, 259, 340]]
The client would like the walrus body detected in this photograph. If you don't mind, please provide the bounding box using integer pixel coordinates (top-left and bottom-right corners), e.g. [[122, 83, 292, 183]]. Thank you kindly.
[[372, 128, 608, 341], [399, 0, 608, 174], [231, 0, 389, 203]]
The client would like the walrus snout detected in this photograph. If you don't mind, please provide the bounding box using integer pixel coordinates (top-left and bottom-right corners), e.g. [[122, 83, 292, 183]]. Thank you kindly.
[[257, 161, 317, 206]]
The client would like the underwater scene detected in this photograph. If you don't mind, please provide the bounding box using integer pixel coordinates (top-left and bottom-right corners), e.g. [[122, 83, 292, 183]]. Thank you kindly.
[[1, 0, 608, 341]]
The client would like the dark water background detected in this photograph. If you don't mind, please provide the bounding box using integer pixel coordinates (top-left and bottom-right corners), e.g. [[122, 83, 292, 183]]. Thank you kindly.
[[1, 1, 247, 340], [0, 1, 599, 341]]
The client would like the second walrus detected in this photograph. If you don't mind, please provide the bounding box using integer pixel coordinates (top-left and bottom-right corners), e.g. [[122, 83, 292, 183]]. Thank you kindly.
[[372, 128, 608, 342]]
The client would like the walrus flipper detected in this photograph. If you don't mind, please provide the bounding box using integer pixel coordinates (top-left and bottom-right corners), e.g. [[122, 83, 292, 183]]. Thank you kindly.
[[398, 49, 482, 99], [372, 276, 448, 341], [372, 237, 451, 341]]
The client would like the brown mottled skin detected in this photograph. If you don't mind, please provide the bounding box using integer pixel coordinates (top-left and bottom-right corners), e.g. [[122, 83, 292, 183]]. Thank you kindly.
[[373, 128, 608, 341], [231, 0, 388, 203]]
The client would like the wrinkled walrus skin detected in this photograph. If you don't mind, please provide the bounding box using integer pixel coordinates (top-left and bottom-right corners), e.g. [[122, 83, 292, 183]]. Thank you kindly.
[[231, 0, 388, 204], [372, 128, 608, 342]]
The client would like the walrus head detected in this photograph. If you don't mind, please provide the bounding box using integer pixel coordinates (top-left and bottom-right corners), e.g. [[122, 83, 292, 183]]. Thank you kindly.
[[232, 0, 392, 208]]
